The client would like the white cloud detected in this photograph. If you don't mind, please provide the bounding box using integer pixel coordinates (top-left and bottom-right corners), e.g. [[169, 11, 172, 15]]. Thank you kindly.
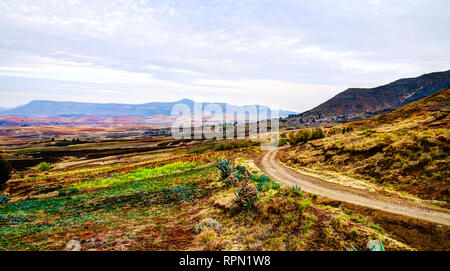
[[0, 0, 449, 110]]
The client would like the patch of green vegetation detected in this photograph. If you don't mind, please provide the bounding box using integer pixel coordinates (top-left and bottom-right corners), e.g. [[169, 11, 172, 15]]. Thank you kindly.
[[70, 161, 199, 190], [282, 214, 293, 223], [213, 141, 258, 151], [369, 223, 385, 233], [332, 213, 349, 229], [350, 215, 367, 225], [254, 174, 281, 192], [16, 148, 44, 155], [296, 199, 312, 213], [287, 127, 325, 145], [278, 138, 288, 146], [185, 145, 211, 154], [301, 214, 316, 233], [38, 162, 51, 172]]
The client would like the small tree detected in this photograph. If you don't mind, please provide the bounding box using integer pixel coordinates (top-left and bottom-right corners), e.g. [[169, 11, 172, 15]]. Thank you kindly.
[[0, 156, 12, 186]]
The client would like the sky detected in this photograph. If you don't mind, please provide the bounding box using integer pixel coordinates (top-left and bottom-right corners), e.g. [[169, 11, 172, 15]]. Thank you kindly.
[[0, 0, 449, 112]]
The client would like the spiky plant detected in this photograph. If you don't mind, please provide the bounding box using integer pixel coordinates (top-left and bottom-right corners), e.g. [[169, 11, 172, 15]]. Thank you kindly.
[[235, 171, 258, 208], [345, 237, 385, 251], [215, 159, 231, 179]]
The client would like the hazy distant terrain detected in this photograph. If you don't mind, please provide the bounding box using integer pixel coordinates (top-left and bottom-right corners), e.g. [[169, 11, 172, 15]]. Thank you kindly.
[[0, 99, 296, 119]]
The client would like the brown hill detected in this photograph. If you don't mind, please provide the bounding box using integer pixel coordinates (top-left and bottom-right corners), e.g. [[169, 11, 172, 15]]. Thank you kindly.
[[284, 70, 450, 127], [280, 87, 450, 202], [312, 70, 450, 116], [356, 86, 450, 129]]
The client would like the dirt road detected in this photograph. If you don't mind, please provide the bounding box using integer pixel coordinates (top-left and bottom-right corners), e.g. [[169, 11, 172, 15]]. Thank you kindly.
[[256, 146, 450, 226]]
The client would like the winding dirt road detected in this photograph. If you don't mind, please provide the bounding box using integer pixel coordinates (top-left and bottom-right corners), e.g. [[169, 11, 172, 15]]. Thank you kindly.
[[256, 146, 450, 226]]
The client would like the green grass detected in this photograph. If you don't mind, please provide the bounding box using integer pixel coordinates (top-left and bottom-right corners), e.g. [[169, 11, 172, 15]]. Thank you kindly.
[[213, 141, 258, 151], [369, 223, 385, 233], [70, 161, 199, 190]]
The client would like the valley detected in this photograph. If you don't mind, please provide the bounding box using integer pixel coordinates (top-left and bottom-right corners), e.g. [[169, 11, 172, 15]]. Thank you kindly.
[[0, 75, 449, 252]]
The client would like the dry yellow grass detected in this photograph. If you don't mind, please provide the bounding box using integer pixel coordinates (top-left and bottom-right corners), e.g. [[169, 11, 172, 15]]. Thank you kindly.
[[281, 88, 450, 202]]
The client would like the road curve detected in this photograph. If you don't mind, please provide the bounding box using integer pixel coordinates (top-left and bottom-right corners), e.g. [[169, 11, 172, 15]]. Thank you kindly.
[[256, 146, 450, 226]]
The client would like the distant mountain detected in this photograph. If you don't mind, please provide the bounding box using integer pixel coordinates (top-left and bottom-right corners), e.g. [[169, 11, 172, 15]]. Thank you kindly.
[[0, 99, 296, 118], [284, 70, 450, 126]]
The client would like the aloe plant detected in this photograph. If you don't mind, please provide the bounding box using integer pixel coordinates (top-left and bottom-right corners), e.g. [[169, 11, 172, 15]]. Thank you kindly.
[[369, 237, 385, 251], [214, 159, 231, 179], [345, 237, 385, 251], [345, 243, 357, 251]]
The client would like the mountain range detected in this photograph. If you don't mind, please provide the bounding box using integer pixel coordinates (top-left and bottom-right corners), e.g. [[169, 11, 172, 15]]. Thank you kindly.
[[0, 99, 297, 118], [2, 70, 449, 128]]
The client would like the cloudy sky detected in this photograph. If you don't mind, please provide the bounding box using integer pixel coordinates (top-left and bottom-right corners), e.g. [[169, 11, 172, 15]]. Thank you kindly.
[[0, 0, 449, 112]]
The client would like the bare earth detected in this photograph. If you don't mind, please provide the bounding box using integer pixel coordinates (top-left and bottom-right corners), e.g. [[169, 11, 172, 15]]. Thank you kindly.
[[256, 146, 450, 226]]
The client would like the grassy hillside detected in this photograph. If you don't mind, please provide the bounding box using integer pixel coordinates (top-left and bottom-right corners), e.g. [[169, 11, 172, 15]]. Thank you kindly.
[[280, 88, 450, 202], [0, 140, 417, 251]]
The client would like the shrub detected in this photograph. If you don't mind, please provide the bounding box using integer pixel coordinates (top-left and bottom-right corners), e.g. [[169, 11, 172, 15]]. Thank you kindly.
[[287, 127, 325, 145], [38, 162, 51, 172], [213, 141, 257, 151], [296, 199, 312, 213], [287, 127, 311, 145], [278, 138, 288, 146], [0, 156, 12, 186], [311, 128, 325, 140]]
